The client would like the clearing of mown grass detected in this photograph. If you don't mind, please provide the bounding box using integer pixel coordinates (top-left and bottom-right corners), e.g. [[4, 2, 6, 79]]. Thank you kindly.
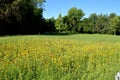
[[0, 34, 120, 80]]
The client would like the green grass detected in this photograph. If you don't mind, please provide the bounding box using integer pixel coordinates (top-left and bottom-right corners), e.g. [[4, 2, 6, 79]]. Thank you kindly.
[[0, 34, 120, 80]]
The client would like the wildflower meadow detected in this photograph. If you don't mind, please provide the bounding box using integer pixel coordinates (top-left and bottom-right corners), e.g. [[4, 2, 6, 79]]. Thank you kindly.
[[0, 34, 120, 80]]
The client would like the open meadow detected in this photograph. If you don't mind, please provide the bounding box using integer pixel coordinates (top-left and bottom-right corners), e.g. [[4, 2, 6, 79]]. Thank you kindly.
[[0, 34, 120, 80]]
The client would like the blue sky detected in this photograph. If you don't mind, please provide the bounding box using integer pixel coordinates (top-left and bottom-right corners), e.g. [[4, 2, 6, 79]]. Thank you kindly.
[[43, 0, 120, 19]]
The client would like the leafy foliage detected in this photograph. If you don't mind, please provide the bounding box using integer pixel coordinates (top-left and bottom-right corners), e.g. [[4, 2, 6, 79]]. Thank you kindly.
[[0, 0, 45, 35]]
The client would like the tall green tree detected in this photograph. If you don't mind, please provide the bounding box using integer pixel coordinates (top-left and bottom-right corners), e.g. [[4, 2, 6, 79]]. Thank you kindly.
[[109, 16, 120, 35], [81, 18, 92, 33], [89, 13, 109, 34], [89, 13, 98, 33], [45, 17, 56, 33], [109, 13, 116, 19], [55, 14, 63, 32], [96, 14, 109, 33], [55, 14, 67, 32], [67, 7, 85, 33]]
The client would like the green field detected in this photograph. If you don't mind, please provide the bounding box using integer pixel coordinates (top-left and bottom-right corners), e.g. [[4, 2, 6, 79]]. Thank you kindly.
[[0, 34, 120, 80]]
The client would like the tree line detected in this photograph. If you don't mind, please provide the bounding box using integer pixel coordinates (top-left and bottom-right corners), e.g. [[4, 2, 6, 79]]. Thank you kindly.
[[0, 0, 120, 35], [55, 7, 120, 35]]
